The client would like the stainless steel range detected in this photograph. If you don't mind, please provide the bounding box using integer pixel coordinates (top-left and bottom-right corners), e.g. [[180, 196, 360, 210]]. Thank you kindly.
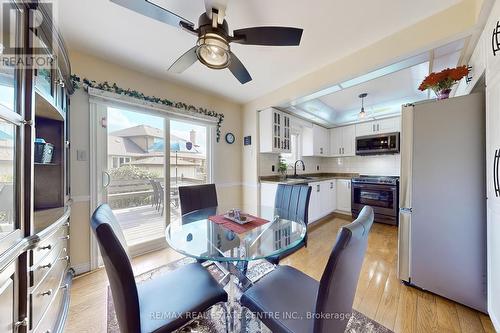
[[351, 175, 399, 226]]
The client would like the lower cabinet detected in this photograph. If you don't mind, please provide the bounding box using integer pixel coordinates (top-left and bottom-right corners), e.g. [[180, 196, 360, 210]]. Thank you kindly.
[[336, 179, 352, 213], [0, 262, 15, 333], [260, 180, 339, 223], [309, 180, 337, 222]]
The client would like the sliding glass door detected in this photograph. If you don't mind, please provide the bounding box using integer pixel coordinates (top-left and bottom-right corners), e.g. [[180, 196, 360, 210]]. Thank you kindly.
[[92, 103, 213, 258], [169, 119, 209, 226], [105, 107, 167, 255]]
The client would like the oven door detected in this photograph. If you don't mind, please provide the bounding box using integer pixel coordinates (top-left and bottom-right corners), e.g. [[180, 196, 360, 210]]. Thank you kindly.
[[351, 183, 398, 217]]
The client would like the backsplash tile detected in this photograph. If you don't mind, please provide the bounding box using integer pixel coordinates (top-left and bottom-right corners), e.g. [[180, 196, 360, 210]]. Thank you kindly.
[[259, 153, 400, 177]]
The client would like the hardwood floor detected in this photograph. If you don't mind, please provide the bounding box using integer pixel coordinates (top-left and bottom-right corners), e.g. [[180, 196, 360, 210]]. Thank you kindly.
[[66, 217, 495, 333]]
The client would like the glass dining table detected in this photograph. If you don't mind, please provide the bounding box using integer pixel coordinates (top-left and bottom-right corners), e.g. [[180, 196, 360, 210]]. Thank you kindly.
[[165, 206, 307, 332]]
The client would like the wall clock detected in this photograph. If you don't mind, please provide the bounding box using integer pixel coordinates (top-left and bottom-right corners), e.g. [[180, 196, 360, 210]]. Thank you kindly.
[[225, 132, 235, 144]]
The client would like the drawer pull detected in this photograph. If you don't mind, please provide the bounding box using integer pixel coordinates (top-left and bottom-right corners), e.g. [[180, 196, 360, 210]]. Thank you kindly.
[[60, 256, 69, 261], [62, 222, 70, 227], [40, 289, 53, 296], [14, 318, 28, 328], [39, 263, 52, 270], [60, 235, 70, 240], [60, 284, 69, 290], [39, 244, 52, 251]]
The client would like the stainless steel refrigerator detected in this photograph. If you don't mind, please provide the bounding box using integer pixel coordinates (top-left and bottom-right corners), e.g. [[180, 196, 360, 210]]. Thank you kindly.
[[398, 93, 487, 312]]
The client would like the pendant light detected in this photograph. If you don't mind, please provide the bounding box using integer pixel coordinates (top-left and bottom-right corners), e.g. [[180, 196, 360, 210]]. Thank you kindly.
[[358, 93, 368, 119]]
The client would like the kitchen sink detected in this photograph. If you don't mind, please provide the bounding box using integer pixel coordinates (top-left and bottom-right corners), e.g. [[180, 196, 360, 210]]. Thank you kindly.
[[286, 175, 313, 180]]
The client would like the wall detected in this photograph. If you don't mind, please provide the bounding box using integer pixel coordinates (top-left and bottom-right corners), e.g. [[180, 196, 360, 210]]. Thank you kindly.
[[259, 153, 323, 177], [259, 152, 400, 178], [68, 51, 243, 273], [322, 155, 400, 176], [242, 0, 482, 214]]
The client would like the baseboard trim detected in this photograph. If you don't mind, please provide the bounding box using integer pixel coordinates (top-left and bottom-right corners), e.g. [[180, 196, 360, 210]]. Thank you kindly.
[[71, 262, 91, 276], [490, 310, 500, 332]]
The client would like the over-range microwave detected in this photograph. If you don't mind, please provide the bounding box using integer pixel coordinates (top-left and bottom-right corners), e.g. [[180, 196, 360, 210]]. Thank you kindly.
[[356, 132, 400, 155]]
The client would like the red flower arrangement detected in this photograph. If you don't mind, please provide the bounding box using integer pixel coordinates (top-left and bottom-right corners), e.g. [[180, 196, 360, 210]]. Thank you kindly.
[[418, 66, 469, 99]]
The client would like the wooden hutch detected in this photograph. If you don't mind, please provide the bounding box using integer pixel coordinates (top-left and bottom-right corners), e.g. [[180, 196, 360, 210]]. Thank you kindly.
[[0, 1, 74, 332]]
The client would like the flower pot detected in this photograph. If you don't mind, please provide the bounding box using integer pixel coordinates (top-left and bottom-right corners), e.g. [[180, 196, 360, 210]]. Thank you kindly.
[[436, 88, 452, 100]]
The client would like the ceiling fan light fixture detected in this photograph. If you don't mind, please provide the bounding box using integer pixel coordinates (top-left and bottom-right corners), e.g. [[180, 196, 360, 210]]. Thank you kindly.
[[196, 33, 230, 69]]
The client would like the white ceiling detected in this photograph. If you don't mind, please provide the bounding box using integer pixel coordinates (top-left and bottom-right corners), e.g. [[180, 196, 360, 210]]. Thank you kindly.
[[56, 0, 461, 103], [284, 39, 465, 127]]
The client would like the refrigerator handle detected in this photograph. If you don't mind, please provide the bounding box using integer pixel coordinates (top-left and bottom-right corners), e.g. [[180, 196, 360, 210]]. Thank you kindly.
[[495, 149, 500, 197]]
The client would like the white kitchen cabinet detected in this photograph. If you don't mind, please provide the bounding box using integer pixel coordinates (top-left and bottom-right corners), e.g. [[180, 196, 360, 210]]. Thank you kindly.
[[260, 183, 278, 209], [486, 70, 500, 331], [486, 0, 500, 83], [308, 180, 336, 222], [329, 125, 356, 157], [355, 117, 401, 137], [302, 124, 329, 157], [336, 179, 352, 213], [259, 108, 291, 153], [308, 182, 322, 222]]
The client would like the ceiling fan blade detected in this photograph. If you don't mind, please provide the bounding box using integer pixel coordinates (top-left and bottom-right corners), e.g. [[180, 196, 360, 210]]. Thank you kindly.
[[110, 0, 194, 30], [228, 52, 252, 84], [232, 27, 303, 46], [168, 46, 198, 73]]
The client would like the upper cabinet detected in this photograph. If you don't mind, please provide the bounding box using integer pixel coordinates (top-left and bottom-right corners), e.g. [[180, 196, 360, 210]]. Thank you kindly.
[[260, 108, 291, 153], [355, 117, 401, 137], [486, 1, 500, 82], [329, 125, 355, 157], [302, 124, 329, 157]]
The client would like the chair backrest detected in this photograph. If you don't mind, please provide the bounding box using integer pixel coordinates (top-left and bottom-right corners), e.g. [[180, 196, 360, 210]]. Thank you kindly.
[[178, 184, 218, 215], [90, 204, 140, 333], [274, 184, 312, 224], [314, 206, 374, 333]]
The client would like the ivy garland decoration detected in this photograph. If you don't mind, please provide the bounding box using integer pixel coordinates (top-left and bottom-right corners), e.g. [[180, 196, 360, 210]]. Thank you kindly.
[[70, 75, 225, 142]]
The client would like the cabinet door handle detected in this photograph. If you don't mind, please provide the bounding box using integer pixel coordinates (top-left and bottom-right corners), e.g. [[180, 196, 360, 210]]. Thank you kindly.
[[339, 148, 341, 155], [316, 185, 320, 192], [493, 21, 500, 56], [372, 124, 375, 132], [60, 235, 70, 240], [494, 149, 500, 197], [342, 147, 344, 154], [377, 124, 380, 131]]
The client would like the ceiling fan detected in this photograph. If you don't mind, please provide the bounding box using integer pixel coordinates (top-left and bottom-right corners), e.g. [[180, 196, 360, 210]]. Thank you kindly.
[[110, 0, 303, 84]]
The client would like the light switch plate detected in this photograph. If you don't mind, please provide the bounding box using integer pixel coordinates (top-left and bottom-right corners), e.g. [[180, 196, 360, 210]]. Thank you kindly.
[[77, 150, 87, 161]]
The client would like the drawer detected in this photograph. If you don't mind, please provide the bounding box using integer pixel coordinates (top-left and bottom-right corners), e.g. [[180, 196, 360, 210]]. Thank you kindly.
[[30, 255, 68, 330], [33, 282, 64, 333], [31, 245, 68, 289], [32, 222, 69, 266]]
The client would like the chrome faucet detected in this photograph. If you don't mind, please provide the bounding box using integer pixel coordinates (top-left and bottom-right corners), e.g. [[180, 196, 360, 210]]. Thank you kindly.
[[294, 160, 305, 177]]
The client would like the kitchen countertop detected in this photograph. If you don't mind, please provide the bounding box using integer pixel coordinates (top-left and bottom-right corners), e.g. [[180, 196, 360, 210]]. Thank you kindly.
[[260, 173, 359, 184]]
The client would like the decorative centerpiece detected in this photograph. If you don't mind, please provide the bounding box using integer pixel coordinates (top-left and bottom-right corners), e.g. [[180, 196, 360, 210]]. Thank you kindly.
[[278, 158, 288, 180], [418, 65, 469, 100]]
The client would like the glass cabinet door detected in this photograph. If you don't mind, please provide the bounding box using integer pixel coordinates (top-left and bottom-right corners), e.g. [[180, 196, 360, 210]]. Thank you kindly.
[[0, 120, 16, 240], [0, 1, 23, 239]]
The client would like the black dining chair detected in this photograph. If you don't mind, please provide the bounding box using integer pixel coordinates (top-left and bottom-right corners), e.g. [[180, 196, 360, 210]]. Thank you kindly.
[[91, 204, 228, 333], [178, 184, 218, 215], [267, 183, 312, 265], [241, 206, 374, 333]]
